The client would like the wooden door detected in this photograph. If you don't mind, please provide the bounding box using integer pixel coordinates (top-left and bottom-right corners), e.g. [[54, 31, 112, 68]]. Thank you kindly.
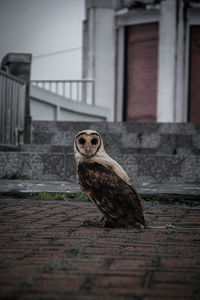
[[124, 23, 158, 122], [189, 26, 200, 123]]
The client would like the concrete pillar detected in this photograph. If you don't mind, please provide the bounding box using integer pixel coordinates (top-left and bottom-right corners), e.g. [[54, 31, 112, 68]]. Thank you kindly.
[[157, 0, 177, 122], [82, 5, 115, 121], [175, 0, 186, 122]]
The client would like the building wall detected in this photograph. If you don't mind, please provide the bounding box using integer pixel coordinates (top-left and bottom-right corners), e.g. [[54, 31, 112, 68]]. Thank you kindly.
[[84, 0, 200, 123]]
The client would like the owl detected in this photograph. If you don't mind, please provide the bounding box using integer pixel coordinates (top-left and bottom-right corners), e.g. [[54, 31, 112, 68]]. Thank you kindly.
[[74, 130, 145, 228]]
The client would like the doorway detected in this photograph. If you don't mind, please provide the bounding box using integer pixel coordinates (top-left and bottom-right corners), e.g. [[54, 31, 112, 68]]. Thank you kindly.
[[124, 23, 159, 122], [188, 25, 200, 123]]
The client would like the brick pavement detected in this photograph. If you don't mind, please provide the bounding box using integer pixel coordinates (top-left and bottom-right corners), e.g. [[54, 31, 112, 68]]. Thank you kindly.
[[0, 199, 200, 300]]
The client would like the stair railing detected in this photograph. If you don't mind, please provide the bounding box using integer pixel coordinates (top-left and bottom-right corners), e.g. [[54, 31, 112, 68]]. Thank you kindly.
[[0, 70, 26, 146], [31, 79, 95, 105]]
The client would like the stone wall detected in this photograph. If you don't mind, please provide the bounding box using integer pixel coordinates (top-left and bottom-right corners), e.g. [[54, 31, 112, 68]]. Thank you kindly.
[[0, 121, 199, 185]]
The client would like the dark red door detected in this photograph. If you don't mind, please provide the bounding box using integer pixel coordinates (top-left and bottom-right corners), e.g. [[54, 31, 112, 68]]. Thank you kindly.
[[124, 23, 158, 122], [189, 26, 200, 123]]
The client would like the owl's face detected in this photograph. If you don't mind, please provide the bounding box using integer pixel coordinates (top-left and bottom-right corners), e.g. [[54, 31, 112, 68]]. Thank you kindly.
[[75, 130, 101, 157]]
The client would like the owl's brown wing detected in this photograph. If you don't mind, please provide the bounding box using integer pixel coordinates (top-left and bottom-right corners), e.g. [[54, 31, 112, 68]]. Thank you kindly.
[[78, 161, 145, 226]]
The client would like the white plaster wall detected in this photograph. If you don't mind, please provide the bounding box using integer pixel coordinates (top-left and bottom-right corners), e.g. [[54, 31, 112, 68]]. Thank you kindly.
[[30, 85, 109, 121], [59, 109, 105, 121], [31, 99, 56, 120], [31, 97, 108, 121], [94, 8, 115, 121]]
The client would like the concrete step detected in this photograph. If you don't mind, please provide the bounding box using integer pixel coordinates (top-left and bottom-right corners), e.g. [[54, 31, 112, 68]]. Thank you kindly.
[[0, 150, 199, 185], [31, 121, 200, 155], [0, 179, 199, 205], [0, 122, 199, 184]]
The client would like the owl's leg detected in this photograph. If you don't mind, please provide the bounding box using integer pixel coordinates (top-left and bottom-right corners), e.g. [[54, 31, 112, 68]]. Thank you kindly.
[[99, 216, 117, 228], [81, 216, 103, 227], [134, 222, 144, 231], [80, 215, 116, 228], [125, 222, 144, 231]]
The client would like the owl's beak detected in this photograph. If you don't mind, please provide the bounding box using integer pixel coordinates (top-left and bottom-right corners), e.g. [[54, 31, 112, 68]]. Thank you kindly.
[[86, 146, 91, 154]]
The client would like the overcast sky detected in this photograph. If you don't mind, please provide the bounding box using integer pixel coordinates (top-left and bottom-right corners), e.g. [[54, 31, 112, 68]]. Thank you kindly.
[[0, 0, 84, 79]]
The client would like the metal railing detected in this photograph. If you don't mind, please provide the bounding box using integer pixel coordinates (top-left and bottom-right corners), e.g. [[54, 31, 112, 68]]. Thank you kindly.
[[0, 70, 26, 146], [31, 79, 95, 104]]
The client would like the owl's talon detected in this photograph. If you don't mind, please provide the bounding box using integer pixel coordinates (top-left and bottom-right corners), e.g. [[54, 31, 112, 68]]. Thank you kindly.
[[80, 216, 115, 228], [80, 219, 92, 227], [80, 217, 102, 227], [127, 222, 144, 231], [100, 216, 116, 228]]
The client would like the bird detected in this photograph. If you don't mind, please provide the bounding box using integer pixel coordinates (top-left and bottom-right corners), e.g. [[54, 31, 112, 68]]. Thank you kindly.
[[74, 129, 145, 228]]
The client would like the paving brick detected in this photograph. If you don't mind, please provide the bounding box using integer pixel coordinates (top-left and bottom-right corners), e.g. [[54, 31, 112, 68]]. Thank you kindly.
[[0, 199, 199, 299], [91, 275, 142, 293], [148, 282, 195, 298]]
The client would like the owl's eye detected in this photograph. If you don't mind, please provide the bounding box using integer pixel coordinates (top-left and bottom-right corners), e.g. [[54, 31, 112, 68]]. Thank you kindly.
[[91, 137, 98, 145], [79, 138, 85, 145]]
